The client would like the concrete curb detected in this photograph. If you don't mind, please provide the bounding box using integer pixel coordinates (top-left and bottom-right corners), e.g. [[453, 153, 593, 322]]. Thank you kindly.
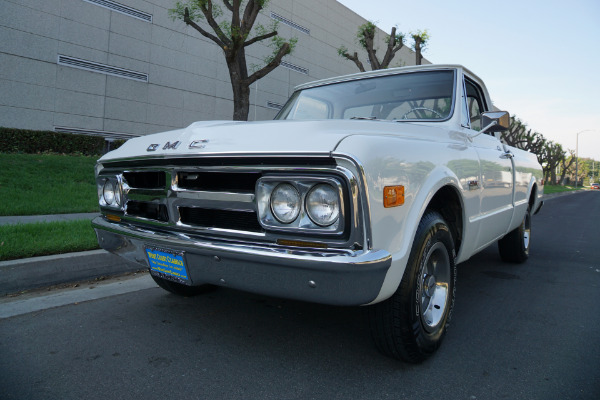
[[0, 249, 144, 296], [0, 213, 100, 226]]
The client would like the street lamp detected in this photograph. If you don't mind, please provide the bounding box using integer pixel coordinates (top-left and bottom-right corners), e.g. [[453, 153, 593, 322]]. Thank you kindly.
[[575, 130, 594, 188]]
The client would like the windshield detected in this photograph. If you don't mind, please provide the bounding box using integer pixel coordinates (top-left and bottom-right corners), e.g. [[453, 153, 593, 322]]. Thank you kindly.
[[276, 70, 455, 122]]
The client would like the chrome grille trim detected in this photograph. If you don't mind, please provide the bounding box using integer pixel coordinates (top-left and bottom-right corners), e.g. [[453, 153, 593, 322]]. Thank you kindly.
[[97, 160, 364, 249]]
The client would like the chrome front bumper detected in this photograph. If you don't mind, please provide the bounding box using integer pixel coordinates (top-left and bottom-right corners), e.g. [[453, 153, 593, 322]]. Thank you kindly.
[[92, 217, 392, 306]]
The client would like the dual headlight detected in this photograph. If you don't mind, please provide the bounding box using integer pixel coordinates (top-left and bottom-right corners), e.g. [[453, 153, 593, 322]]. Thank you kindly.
[[98, 176, 124, 209], [256, 177, 344, 233]]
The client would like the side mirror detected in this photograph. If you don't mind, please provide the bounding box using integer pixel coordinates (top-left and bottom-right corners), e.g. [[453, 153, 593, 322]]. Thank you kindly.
[[481, 111, 510, 134]]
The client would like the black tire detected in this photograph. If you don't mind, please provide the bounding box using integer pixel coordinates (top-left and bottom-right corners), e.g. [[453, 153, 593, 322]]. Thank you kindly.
[[368, 211, 456, 363], [498, 206, 531, 263], [150, 274, 216, 297]]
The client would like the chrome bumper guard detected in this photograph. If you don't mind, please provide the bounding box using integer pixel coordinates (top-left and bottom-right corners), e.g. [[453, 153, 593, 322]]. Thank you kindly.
[[92, 217, 392, 306]]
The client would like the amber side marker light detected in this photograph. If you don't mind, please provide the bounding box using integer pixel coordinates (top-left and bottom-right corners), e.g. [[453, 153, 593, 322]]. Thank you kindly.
[[384, 185, 404, 208], [277, 239, 328, 249], [106, 214, 122, 222]]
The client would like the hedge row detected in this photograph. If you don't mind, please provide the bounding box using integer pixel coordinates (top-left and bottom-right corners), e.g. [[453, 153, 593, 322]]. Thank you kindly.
[[0, 127, 110, 156]]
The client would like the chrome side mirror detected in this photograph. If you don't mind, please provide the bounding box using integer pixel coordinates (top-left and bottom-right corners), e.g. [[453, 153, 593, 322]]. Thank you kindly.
[[481, 111, 510, 134]]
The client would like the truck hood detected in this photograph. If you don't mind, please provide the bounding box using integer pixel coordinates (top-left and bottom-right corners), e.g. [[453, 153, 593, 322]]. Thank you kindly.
[[99, 119, 448, 161]]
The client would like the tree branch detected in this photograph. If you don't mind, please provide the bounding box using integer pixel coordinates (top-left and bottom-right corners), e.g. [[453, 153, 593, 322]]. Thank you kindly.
[[198, 1, 232, 47], [184, 7, 226, 47], [247, 42, 291, 85], [223, 0, 234, 12], [381, 27, 403, 68], [340, 51, 366, 72], [244, 30, 278, 47], [241, 0, 263, 38]]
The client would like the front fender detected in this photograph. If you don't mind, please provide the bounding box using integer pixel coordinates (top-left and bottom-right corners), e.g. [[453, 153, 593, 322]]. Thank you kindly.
[[334, 134, 478, 302]]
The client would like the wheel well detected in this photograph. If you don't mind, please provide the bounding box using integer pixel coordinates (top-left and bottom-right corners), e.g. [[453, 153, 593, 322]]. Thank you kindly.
[[426, 186, 463, 254], [529, 184, 538, 209]]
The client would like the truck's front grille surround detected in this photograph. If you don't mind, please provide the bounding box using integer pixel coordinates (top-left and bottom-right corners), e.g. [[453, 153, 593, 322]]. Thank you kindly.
[[98, 159, 362, 248]]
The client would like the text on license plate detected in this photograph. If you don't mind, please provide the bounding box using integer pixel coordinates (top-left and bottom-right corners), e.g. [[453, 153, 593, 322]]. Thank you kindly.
[[145, 247, 189, 281]]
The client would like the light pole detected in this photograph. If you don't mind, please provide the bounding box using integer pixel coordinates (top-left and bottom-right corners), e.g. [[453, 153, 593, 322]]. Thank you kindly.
[[575, 130, 593, 188]]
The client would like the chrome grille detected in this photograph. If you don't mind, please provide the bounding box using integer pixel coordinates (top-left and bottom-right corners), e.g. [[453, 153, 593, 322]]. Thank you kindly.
[[98, 157, 362, 248]]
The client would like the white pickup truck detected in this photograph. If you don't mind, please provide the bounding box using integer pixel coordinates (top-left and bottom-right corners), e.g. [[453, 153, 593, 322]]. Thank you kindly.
[[93, 64, 543, 363]]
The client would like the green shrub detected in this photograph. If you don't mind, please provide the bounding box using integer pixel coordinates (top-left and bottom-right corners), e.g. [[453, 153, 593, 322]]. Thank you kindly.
[[0, 127, 105, 155]]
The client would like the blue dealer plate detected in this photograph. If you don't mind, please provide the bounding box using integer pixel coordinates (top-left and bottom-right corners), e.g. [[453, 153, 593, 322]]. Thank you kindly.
[[146, 247, 189, 282]]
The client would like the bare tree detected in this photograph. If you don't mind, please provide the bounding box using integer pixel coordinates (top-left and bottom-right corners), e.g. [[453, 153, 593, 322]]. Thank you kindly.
[[559, 150, 576, 185], [410, 30, 429, 65], [501, 116, 546, 156], [338, 22, 405, 71], [170, 1, 296, 121]]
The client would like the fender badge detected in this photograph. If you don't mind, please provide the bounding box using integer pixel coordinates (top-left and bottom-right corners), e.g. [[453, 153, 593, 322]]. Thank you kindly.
[[147, 144, 159, 152], [189, 139, 209, 149]]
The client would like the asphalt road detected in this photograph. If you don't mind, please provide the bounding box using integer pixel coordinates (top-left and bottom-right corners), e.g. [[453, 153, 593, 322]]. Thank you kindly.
[[1, 191, 599, 400]]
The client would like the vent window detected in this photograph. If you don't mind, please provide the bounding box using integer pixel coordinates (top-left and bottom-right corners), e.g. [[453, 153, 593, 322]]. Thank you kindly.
[[280, 61, 309, 75], [58, 55, 149, 82], [270, 12, 310, 35], [83, 0, 152, 22]]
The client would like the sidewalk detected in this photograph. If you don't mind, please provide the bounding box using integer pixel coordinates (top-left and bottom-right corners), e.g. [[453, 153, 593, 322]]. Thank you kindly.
[[0, 189, 589, 296]]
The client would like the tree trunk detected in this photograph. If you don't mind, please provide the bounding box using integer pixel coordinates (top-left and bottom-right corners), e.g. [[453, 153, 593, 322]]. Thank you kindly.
[[414, 37, 423, 65], [231, 81, 250, 121], [226, 48, 250, 121]]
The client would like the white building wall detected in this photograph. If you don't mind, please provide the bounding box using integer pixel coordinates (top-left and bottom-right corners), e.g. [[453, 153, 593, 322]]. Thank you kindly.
[[0, 0, 427, 137]]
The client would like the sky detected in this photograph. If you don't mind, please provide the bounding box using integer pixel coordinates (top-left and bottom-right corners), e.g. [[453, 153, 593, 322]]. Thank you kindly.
[[337, 0, 600, 161]]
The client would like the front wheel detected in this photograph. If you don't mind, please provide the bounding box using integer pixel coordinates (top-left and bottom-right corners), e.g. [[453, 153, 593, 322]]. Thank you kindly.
[[368, 211, 456, 363], [150, 274, 216, 297], [498, 206, 531, 263]]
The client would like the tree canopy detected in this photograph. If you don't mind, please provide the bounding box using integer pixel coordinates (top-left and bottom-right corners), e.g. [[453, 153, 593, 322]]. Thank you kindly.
[[338, 22, 430, 71], [170, 0, 297, 120]]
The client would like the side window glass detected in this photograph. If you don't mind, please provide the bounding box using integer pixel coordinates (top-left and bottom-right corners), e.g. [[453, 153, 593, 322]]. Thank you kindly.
[[465, 79, 487, 132]]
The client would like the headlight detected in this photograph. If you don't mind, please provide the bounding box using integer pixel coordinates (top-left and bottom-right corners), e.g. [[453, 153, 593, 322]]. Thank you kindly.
[[270, 183, 301, 223], [305, 184, 340, 226], [99, 177, 123, 208], [103, 180, 116, 205]]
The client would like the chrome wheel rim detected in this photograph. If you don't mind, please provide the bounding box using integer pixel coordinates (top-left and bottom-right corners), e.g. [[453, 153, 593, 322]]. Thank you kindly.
[[420, 242, 451, 332]]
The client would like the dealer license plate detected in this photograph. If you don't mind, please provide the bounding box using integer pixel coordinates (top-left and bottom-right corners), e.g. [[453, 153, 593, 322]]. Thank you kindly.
[[145, 247, 189, 283]]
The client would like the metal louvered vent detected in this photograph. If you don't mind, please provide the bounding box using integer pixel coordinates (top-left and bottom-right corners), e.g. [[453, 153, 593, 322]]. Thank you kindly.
[[54, 126, 141, 140], [266, 101, 283, 110], [83, 0, 152, 22], [270, 12, 310, 35], [280, 61, 309, 75], [57, 55, 148, 82]]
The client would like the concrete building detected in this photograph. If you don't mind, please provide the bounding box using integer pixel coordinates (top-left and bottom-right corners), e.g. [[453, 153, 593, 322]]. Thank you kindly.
[[0, 0, 427, 139]]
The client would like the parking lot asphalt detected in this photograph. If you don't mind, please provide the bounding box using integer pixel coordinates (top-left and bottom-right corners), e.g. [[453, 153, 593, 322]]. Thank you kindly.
[[0, 190, 586, 296]]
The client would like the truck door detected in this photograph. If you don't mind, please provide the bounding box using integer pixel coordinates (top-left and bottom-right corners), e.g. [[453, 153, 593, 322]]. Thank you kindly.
[[462, 78, 514, 248]]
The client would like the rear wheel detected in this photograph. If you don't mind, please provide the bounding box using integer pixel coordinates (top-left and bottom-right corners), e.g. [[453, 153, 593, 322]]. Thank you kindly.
[[150, 274, 215, 297], [368, 211, 456, 363], [498, 206, 531, 263]]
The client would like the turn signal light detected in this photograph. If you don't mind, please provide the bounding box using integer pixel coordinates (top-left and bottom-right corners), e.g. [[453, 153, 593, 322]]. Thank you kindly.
[[384, 185, 404, 208]]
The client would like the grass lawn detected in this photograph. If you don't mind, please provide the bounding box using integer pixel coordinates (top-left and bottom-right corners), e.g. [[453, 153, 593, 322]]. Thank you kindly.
[[543, 184, 586, 195], [0, 153, 98, 216], [0, 219, 99, 261]]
